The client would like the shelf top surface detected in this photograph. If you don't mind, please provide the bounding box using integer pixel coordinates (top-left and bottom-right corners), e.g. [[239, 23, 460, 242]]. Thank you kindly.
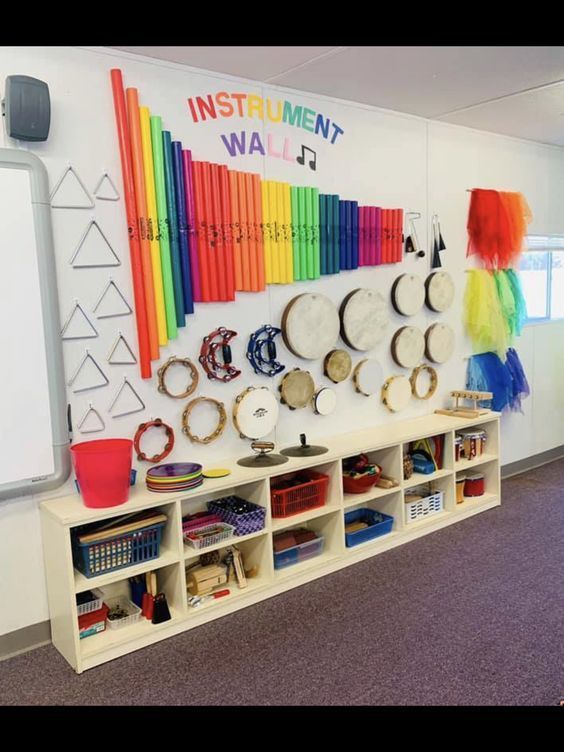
[[41, 411, 500, 526]]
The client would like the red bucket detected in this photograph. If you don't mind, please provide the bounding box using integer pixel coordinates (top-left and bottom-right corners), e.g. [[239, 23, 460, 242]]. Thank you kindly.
[[70, 439, 133, 508]]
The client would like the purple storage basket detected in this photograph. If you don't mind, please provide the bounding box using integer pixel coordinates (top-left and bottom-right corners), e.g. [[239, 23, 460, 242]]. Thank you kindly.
[[207, 496, 266, 536]]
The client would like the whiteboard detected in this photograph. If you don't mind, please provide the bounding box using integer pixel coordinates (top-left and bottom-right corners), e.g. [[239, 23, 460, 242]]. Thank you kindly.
[[0, 149, 70, 500]]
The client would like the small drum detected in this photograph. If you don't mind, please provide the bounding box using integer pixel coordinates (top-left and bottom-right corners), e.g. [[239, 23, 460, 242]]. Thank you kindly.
[[312, 387, 337, 416], [409, 364, 438, 400], [279, 368, 316, 410], [339, 288, 389, 350], [425, 271, 455, 312], [324, 349, 352, 383], [456, 475, 466, 504], [459, 429, 487, 459], [382, 375, 412, 412], [281, 293, 340, 360], [391, 326, 425, 369], [391, 274, 425, 316], [464, 472, 485, 497], [454, 435, 463, 462], [425, 323, 455, 364], [352, 358, 383, 396], [232, 386, 279, 440]]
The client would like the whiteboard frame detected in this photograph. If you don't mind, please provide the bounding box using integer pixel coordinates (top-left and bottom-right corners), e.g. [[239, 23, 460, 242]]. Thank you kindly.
[[0, 148, 70, 500]]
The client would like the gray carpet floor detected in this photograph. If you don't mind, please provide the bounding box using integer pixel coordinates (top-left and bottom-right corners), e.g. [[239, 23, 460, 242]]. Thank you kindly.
[[1, 460, 562, 706]]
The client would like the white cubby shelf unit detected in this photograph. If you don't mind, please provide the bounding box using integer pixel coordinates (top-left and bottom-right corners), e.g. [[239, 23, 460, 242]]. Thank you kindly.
[[40, 411, 501, 673]]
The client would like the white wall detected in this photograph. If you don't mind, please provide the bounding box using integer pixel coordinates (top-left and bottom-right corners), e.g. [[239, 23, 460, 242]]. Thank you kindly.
[[1, 45, 563, 636]]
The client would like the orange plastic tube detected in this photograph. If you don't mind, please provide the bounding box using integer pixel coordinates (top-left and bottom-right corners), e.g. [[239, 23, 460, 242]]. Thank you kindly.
[[237, 171, 251, 291], [200, 162, 219, 301], [110, 70, 151, 378], [219, 165, 235, 300], [245, 172, 258, 291], [210, 164, 227, 301], [229, 170, 243, 290], [252, 174, 265, 291]]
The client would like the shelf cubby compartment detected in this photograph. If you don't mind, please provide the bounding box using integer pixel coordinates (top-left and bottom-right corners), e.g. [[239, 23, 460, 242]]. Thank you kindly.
[[272, 508, 344, 578], [185, 532, 273, 615], [455, 419, 499, 465], [269, 460, 342, 523], [80, 561, 185, 658], [403, 473, 454, 527], [342, 445, 402, 505], [455, 457, 500, 512], [343, 490, 403, 533], [72, 502, 181, 593]]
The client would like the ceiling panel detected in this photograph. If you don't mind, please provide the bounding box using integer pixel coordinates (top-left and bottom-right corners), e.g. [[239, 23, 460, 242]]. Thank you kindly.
[[110, 46, 338, 82], [268, 46, 564, 118], [438, 83, 564, 147]]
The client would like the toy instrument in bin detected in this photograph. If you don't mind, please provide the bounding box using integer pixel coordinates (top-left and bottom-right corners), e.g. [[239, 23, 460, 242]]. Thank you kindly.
[[342, 453, 382, 494], [70, 438, 133, 508]]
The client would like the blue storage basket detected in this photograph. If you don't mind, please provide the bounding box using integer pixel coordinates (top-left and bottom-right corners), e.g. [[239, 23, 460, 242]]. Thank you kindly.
[[72, 521, 165, 578], [344, 508, 393, 547]]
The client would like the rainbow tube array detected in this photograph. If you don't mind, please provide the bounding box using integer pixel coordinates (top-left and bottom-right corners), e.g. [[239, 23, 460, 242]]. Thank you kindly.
[[110, 69, 404, 378]]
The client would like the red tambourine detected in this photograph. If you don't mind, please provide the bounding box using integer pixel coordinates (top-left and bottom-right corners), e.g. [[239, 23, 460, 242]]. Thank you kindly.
[[134, 418, 175, 463]]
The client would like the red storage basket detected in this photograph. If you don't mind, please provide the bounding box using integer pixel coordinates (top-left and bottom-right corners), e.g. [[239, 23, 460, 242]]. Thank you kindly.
[[270, 470, 329, 519]]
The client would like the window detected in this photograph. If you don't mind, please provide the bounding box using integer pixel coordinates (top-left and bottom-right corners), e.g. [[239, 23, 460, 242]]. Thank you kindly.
[[520, 235, 564, 322]]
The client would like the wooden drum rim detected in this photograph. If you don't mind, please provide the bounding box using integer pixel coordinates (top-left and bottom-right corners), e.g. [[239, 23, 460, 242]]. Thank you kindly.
[[409, 364, 438, 400], [181, 397, 227, 444], [157, 356, 199, 399]]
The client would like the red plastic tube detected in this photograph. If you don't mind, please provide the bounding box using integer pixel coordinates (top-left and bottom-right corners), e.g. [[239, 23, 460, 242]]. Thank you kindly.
[[210, 164, 227, 301], [200, 162, 219, 301], [229, 170, 243, 291], [219, 166, 235, 300], [110, 70, 151, 379]]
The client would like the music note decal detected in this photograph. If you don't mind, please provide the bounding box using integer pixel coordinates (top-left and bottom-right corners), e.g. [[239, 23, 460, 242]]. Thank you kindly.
[[296, 145, 317, 172]]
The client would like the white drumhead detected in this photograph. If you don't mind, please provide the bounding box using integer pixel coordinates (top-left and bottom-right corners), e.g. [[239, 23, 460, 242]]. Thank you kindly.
[[382, 375, 412, 412], [391, 274, 425, 316], [425, 272, 455, 312], [425, 323, 455, 364], [282, 293, 339, 360], [391, 326, 425, 368], [312, 387, 337, 415], [233, 387, 279, 439], [353, 359, 383, 396], [340, 288, 389, 350]]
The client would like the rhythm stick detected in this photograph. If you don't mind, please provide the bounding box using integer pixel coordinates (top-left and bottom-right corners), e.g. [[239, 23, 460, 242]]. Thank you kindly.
[[332, 195, 340, 274], [345, 200, 352, 270], [182, 149, 202, 302], [220, 165, 235, 300], [262, 180, 273, 284], [339, 200, 346, 270], [304, 187, 313, 279], [297, 187, 307, 281], [375, 207, 382, 265], [396, 209, 404, 262], [228, 170, 243, 290], [245, 172, 258, 291], [290, 186, 300, 281], [162, 131, 186, 324], [149, 115, 177, 338], [210, 164, 227, 300], [279, 182, 291, 283], [357, 206, 364, 266], [172, 142, 194, 314], [283, 182, 294, 283], [139, 106, 168, 346], [126, 88, 159, 360], [351, 200, 359, 269], [269, 181, 281, 283], [110, 70, 151, 378], [200, 162, 219, 300], [319, 194, 327, 275], [311, 187, 320, 279], [252, 174, 265, 291], [236, 171, 251, 290], [191, 162, 211, 302]]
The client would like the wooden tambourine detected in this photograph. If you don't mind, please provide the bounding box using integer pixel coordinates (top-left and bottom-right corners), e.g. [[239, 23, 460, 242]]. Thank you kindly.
[[352, 359, 383, 396], [157, 356, 199, 399], [425, 323, 455, 364], [391, 274, 425, 316], [279, 368, 315, 410], [382, 375, 412, 413], [133, 419, 175, 462], [410, 364, 438, 400], [391, 326, 425, 368], [281, 293, 340, 360], [425, 271, 455, 312], [339, 288, 388, 350], [312, 387, 337, 415], [182, 397, 227, 444], [323, 349, 352, 383], [232, 386, 279, 440]]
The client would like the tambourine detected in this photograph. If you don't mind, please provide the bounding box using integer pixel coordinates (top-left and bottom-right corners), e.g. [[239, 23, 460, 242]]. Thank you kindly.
[[199, 327, 241, 382], [157, 356, 199, 399], [279, 368, 315, 410], [391, 326, 425, 368], [233, 386, 279, 440], [425, 323, 455, 364], [410, 364, 438, 400], [281, 293, 339, 360], [246, 325, 285, 378], [323, 349, 352, 383], [382, 375, 412, 413], [425, 271, 455, 312], [312, 387, 337, 415], [339, 288, 388, 350], [182, 397, 227, 444], [352, 358, 383, 396], [391, 274, 425, 316], [133, 418, 175, 462]]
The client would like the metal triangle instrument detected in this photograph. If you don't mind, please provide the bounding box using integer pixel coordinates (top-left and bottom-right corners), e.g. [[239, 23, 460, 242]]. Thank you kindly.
[[107, 332, 137, 365], [60, 300, 98, 340], [93, 171, 120, 201], [69, 219, 121, 268], [93, 279, 132, 318], [77, 402, 105, 433], [50, 164, 94, 209], [108, 376, 145, 417], [68, 350, 109, 392]]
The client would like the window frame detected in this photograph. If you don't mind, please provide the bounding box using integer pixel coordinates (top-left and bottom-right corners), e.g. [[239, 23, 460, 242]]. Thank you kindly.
[[521, 235, 564, 325]]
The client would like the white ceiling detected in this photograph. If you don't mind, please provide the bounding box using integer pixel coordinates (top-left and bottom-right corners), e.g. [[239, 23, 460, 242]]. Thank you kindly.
[[110, 46, 564, 147]]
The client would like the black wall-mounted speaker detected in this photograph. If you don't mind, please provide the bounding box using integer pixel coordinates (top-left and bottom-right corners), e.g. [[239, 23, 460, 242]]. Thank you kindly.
[[2, 75, 51, 142]]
